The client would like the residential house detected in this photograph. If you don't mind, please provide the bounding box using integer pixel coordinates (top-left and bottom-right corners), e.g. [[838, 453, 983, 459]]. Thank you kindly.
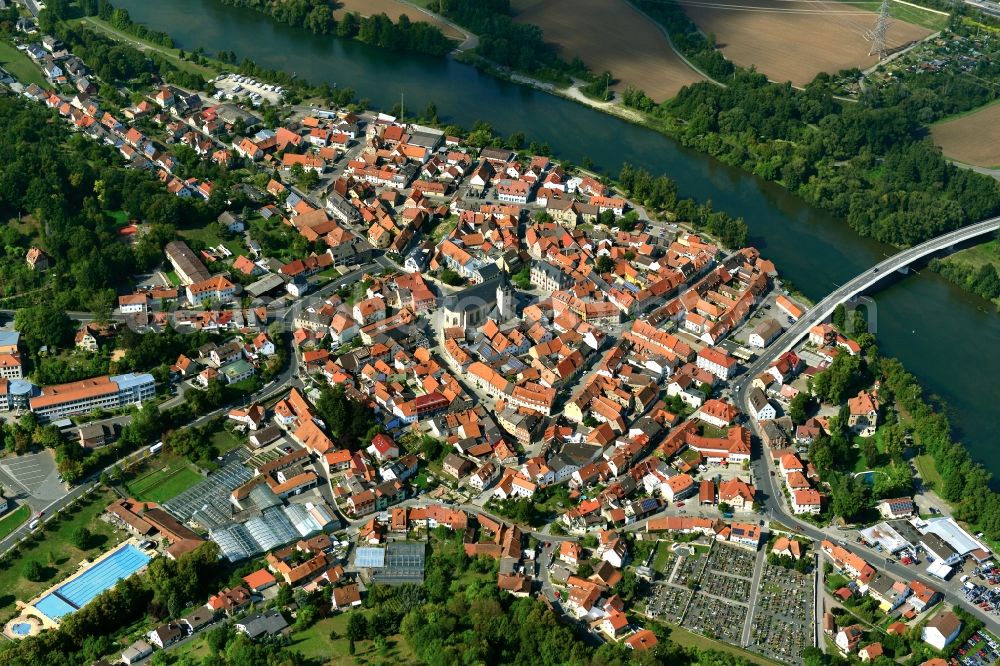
[[146, 623, 183, 649], [443, 453, 474, 480], [921, 611, 961, 651], [835, 625, 864, 653], [206, 586, 252, 615], [26, 247, 49, 271], [859, 643, 883, 662], [748, 319, 782, 348], [792, 489, 822, 514], [748, 387, 776, 421], [236, 610, 289, 640], [877, 497, 915, 519], [332, 583, 362, 610], [848, 389, 879, 437]]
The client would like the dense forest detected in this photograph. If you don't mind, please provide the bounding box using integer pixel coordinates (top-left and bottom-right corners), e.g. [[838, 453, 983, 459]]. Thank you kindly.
[[621, 3, 1000, 248], [211, 0, 454, 56], [0, 98, 219, 312]]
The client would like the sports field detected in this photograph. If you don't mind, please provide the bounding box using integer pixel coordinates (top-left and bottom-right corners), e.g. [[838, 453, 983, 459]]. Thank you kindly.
[[931, 102, 1000, 168], [334, 0, 465, 41], [512, 0, 704, 101], [680, 0, 933, 86], [127, 460, 203, 504]]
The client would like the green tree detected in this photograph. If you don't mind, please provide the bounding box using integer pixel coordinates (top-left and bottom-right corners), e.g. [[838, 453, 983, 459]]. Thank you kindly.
[[788, 392, 812, 423], [72, 527, 92, 550], [830, 473, 868, 521], [881, 422, 907, 461], [346, 612, 368, 641], [24, 560, 44, 582], [831, 304, 847, 331], [15, 306, 75, 354]]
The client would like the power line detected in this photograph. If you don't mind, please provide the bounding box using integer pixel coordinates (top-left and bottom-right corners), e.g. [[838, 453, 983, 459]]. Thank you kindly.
[[865, 0, 892, 57]]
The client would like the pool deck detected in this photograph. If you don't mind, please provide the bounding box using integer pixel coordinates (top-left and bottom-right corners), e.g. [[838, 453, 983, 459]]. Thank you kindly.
[[13, 537, 156, 631]]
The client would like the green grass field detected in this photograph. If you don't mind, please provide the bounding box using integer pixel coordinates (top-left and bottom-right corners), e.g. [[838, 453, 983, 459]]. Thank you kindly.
[[659, 622, 781, 666], [127, 459, 203, 503], [290, 613, 422, 665], [652, 540, 674, 573], [914, 453, 943, 489], [837, 0, 950, 31], [0, 505, 31, 541], [178, 226, 245, 258], [209, 426, 245, 456], [0, 40, 47, 88], [0, 490, 123, 614]]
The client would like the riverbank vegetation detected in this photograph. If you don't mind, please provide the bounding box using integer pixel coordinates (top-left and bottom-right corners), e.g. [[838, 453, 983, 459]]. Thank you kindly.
[[433, 0, 592, 83], [212, 0, 454, 56], [617, 164, 749, 249], [617, 2, 1000, 248], [929, 240, 1000, 305], [802, 315, 1000, 541]]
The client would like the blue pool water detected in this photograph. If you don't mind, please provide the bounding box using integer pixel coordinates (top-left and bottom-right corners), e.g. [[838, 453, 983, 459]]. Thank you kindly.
[[34, 544, 151, 620], [10, 622, 31, 636]]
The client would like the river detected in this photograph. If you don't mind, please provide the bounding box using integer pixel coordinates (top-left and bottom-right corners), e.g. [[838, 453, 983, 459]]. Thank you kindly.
[[116, 0, 1000, 469]]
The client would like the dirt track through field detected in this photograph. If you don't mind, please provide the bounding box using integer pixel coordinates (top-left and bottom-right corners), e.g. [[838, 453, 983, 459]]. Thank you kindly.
[[932, 103, 1000, 168], [334, 0, 466, 41], [680, 0, 933, 86], [513, 0, 704, 101]]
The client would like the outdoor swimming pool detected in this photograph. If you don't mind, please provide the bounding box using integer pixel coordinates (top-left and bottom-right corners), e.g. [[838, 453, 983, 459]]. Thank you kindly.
[[34, 544, 151, 621], [10, 623, 31, 636]]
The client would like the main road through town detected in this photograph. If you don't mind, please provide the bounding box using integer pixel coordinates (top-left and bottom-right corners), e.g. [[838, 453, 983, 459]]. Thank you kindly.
[[740, 215, 1000, 632]]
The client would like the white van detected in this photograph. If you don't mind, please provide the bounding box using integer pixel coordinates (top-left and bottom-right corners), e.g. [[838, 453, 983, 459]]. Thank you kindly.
[[28, 519, 40, 530]]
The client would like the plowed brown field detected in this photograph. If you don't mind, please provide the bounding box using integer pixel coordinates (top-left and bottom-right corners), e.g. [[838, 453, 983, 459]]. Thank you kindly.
[[512, 0, 705, 101]]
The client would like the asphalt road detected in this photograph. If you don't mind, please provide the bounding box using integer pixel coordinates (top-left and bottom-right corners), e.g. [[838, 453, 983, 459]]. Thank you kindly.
[[735, 215, 1000, 632], [748, 418, 1000, 633]]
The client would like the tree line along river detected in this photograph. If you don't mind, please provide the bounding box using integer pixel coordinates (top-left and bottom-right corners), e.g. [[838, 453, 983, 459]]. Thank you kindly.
[[115, 0, 1000, 472]]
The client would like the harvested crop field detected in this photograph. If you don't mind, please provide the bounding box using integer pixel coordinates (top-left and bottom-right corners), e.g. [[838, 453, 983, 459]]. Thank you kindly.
[[512, 0, 704, 101], [334, 0, 465, 41], [680, 0, 933, 86], [932, 102, 1000, 167]]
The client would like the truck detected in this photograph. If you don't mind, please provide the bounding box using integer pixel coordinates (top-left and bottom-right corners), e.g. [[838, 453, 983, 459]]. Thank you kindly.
[[149, 442, 163, 455]]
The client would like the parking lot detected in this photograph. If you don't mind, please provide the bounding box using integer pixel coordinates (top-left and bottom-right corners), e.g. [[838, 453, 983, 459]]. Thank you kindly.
[[0, 450, 64, 503], [957, 629, 1000, 666], [748, 562, 815, 665], [212, 74, 284, 105], [963, 567, 1000, 617]]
